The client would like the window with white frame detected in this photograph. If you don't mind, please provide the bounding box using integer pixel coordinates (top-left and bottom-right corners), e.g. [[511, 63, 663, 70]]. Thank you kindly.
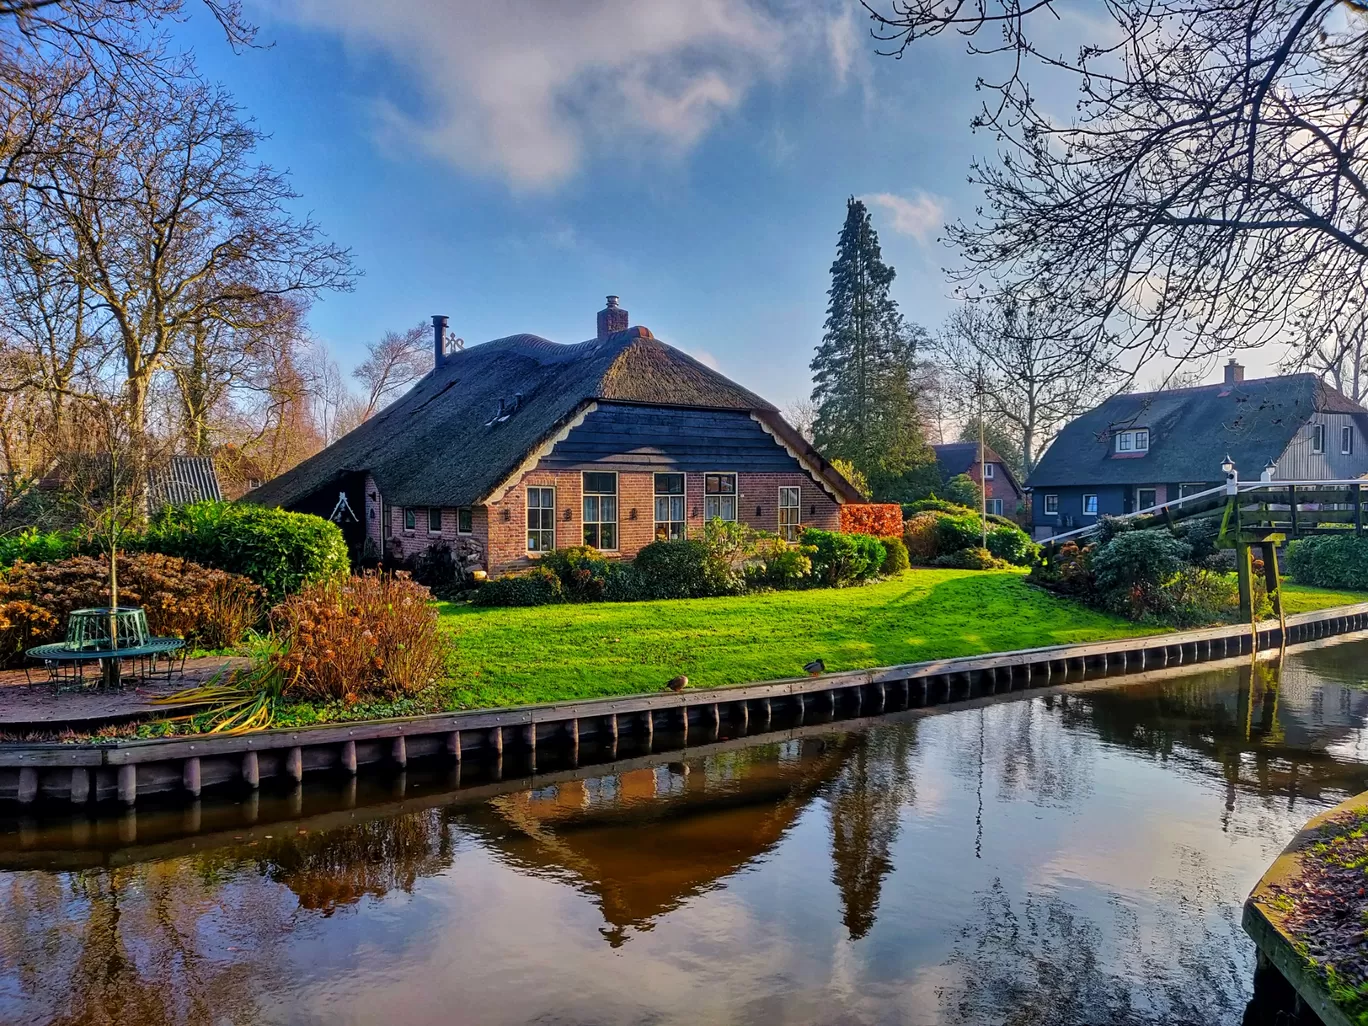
[[457, 507, 472, 534], [704, 473, 737, 521], [1312, 423, 1326, 454], [527, 487, 555, 552], [778, 486, 801, 540], [428, 507, 442, 534], [1344, 425, 1354, 455], [1044, 494, 1059, 515], [582, 472, 618, 550], [987, 498, 1004, 516], [1114, 429, 1149, 453], [1083, 494, 1098, 515], [653, 473, 686, 541], [984, 463, 995, 479], [1178, 483, 1205, 499]]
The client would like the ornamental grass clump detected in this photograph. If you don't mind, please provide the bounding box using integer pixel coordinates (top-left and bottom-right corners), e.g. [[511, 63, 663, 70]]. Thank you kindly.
[[270, 572, 448, 703]]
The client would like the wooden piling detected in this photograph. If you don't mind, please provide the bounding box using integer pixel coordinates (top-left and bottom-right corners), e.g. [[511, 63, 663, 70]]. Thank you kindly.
[[491, 727, 504, 757], [118, 764, 136, 805], [738, 701, 749, 732], [392, 736, 407, 769], [16, 768, 37, 804], [286, 746, 303, 783], [183, 757, 201, 797], [447, 731, 462, 762], [341, 740, 357, 775], [242, 751, 260, 789], [607, 713, 619, 742], [70, 768, 90, 804]]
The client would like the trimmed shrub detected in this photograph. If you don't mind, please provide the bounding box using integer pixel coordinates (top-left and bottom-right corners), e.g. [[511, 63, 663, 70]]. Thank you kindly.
[[540, 546, 615, 601], [933, 546, 1009, 570], [271, 572, 448, 702], [879, 535, 910, 575], [903, 498, 1018, 529], [933, 512, 986, 554], [985, 524, 1036, 566], [635, 540, 712, 599], [1286, 535, 1368, 590], [902, 512, 942, 565], [472, 566, 565, 607], [1089, 531, 1191, 618], [0, 553, 263, 666], [748, 536, 815, 588], [144, 501, 348, 604], [803, 529, 885, 587], [840, 503, 904, 537], [602, 561, 648, 602]]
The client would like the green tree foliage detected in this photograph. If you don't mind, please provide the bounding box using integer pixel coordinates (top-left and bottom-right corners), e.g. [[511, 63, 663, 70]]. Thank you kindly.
[[940, 473, 982, 510], [811, 198, 936, 501]]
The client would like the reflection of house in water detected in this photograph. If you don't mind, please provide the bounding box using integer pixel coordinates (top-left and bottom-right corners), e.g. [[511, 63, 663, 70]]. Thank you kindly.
[[461, 737, 854, 946]]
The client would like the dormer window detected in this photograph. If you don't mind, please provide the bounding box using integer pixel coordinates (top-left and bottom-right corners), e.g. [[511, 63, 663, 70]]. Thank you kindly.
[[1115, 429, 1149, 454]]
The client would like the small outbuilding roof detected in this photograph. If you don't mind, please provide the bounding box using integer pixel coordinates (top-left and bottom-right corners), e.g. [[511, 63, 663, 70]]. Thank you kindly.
[[247, 326, 862, 509], [148, 455, 223, 510], [1026, 374, 1368, 488]]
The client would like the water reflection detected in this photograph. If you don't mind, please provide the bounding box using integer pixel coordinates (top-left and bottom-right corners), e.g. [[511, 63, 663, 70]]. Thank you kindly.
[[4, 639, 1368, 1024]]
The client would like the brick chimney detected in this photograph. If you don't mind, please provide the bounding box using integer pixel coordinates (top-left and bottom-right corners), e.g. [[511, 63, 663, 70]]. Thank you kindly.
[[597, 295, 628, 340], [1224, 357, 1244, 384], [432, 314, 448, 368]]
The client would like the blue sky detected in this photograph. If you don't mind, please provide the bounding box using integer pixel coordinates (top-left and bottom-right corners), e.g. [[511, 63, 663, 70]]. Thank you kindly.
[[180, 2, 1278, 409]]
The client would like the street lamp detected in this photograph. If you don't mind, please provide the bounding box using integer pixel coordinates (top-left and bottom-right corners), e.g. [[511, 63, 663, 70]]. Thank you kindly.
[[1222, 455, 1238, 494], [1261, 459, 1277, 482]]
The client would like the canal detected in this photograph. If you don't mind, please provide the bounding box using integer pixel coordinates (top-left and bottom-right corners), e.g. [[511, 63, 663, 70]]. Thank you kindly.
[[4, 639, 1368, 1025]]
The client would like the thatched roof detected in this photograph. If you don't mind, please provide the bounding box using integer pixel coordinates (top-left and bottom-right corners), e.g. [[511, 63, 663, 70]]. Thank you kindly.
[[248, 327, 861, 508]]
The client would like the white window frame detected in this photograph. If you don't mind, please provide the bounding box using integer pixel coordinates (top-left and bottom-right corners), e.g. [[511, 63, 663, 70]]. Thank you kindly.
[[778, 486, 801, 541], [1343, 425, 1354, 455], [1043, 494, 1059, 515], [403, 507, 416, 532], [704, 472, 738, 522], [457, 506, 473, 535], [983, 463, 995, 479], [986, 498, 1004, 516], [581, 471, 619, 551], [1135, 429, 1149, 451], [1114, 429, 1149, 453], [653, 472, 687, 541], [526, 486, 556, 553], [427, 507, 442, 534], [1312, 423, 1326, 454], [1083, 494, 1098, 516]]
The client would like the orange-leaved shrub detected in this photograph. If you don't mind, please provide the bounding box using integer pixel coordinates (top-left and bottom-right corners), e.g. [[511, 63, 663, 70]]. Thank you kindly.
[[840, 503, 904, 537], [0, 554, 263, 666], [901, 513, 942, 565], [270, 572, 448, 703]]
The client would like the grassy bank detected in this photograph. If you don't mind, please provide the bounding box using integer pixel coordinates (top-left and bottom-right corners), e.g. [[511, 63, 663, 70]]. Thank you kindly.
[[436, 569, 1153, 709]]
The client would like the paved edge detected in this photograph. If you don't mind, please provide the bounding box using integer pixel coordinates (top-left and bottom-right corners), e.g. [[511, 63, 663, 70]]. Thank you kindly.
[[1244, 791, 1368, 1026]]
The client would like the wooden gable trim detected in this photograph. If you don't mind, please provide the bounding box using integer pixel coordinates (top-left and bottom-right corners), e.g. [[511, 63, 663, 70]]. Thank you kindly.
[[480, 401, 599, 505], [750, 412, 845, 503]]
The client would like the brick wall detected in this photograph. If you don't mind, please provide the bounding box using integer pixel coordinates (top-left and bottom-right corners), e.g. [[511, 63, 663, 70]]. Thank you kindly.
[[383, 501, 489, 567], [483, 468, 843, 577]]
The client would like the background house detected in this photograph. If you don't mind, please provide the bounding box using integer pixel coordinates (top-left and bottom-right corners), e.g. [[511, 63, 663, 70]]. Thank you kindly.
[[248, 297, 862, 576], [1025, 359, 1368, 540], [930, 442, 1025, 518]]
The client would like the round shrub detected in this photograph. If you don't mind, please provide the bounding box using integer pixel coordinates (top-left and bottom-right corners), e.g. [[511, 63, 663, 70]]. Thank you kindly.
[[1285, 535, 1368, 590], [472, 565, 564, 607], [902, 512, 941, 564], [879, 535, 910, 575], [985, 524, 1036, 566], [803, 529, 885, 587], [903, 498, 1018, 529], [540, 546, 615, 601], [635, 539, 711, 598], [1089, 531, 1191, 618], [144, 501, 348, 604], [933, 512, 985, 554], [933, 546, 1009, 570], [603, 561, 648, 602], [747, 536, 815, 588]]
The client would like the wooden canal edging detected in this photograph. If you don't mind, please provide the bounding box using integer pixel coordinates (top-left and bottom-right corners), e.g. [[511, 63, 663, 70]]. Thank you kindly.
[[3, 602, 1367, 808]]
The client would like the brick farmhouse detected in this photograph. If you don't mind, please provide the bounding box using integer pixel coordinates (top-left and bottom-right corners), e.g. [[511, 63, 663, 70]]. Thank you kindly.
[[930, 442, 1026, 519], [247, 298, 863, 577]]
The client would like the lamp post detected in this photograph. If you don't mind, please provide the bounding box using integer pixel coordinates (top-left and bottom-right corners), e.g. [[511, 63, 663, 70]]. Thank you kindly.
[[1261, 459, 1277, 482], [1222, 455, 1238, 495]]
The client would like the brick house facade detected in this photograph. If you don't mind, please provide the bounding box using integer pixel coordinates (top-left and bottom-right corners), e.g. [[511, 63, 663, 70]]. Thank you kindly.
[[253, 298, 863, 577], [930, 442, 1026, 520]]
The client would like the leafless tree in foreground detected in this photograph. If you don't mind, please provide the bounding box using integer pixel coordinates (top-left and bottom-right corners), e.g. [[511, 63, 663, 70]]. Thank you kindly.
[[863, 0, 1368, 372]]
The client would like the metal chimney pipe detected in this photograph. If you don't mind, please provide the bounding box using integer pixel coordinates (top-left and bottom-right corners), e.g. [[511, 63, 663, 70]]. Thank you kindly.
[[432, 314, 449, 368]]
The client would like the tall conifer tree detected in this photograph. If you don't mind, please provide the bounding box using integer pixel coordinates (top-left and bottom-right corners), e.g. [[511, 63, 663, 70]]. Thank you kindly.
[[810, 197, 934, 500]]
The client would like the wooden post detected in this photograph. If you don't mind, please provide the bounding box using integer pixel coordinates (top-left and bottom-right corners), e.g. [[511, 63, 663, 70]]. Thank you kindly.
[[183, 756, 202, 797], [340, 740, 357, 775], [447, 731, 462, 762], [118, 764, 136, 805], [709, 704, 720, 735], [286, 746, 303, 784], [391, 736, 407, 769], [17, 767, 37, 804], [522, 723, 536, 755], [679, 708, 689, 743], [70, 767, 90, 804], [738, 701, 749, 732], [643, 710, 654, 747], [761, 698, 772, 728], [1357, 483, 1364, 538], [242, 751, 260, 789], [490, 727, 503, 757], [606, 713, 619, 743], [1236, 542, 1255, 621], [1289, 485, 1299, 537]]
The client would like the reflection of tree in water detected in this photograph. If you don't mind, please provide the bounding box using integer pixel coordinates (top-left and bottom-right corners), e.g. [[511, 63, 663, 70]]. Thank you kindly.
[[947, 698, 1094, 808], [0, 861, 293, 1025], [939, 869, 1249, 1026], [826, 723, 918, 940]]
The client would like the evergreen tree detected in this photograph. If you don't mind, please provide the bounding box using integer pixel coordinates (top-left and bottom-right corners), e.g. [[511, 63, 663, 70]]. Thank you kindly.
[[811, 198, 935, 501]]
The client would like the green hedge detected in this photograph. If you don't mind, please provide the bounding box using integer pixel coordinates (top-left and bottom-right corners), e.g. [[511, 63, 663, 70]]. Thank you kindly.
[[802, 528, 885, 587], [144, 502, 348, 604], [0, 527, 85, 568], [473, 565, 564, 606], [1286, 535, 1368, 590]]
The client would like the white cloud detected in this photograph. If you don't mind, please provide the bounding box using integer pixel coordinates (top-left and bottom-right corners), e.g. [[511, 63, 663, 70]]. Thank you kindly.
[[281, 0, 865, 190], [861, 191, 948, 242]]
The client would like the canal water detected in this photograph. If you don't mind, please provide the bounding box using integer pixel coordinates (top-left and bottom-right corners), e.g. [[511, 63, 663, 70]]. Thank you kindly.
[[4, 640, 1368, 1025]]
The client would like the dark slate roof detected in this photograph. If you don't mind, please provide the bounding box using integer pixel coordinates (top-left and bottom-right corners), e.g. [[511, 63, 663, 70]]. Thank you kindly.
[[247, 327, 862, 509], [932, 442, 1024, 493], [1026, 374, 1368, 488], [148, 455, 222, 510]]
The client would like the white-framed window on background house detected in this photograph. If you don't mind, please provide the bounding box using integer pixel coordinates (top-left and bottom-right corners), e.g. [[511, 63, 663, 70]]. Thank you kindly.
[[653, 473, 686, 541], [984, 463, 995, 479], [1114, 429, 1149, 453], [428, 507, 442, 534], [403, 507, 416, 532], [1178, 483, 1205, 499], [1083, 494, 1098, 516], [1312, 423, 1326, 454], [704, 473, 737, 521], [1044, 494, 1059, 515], [987, 498, 1004, 516], [1344, 425, 1355, 455], [582, 472, 618, 550], [527, 486, 556, 553], [778, 486, 801, 540]]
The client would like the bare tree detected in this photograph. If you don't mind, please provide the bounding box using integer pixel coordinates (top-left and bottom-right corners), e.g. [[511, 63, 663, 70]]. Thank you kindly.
[[353, 321, 432, 421], [865, 0, 1368, 371], [1285, 308, 1368, 403], [782, 397, 817, 442], [936, 292, 1121, 476]]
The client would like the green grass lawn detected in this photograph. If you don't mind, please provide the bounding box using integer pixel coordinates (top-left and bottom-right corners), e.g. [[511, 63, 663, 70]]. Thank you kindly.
[[436, 569, 1156, 709], [1279, 582, 1368, 615]]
